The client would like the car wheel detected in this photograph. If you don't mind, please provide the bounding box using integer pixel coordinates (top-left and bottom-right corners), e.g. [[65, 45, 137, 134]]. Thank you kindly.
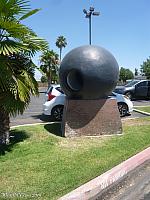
[[51, 105, 64, 121], [117, 102, 128, 117], [125, 92, 132, 100]]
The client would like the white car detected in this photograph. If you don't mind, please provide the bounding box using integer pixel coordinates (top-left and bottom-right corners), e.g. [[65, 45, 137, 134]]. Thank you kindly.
[[43, 85, 133, 121]]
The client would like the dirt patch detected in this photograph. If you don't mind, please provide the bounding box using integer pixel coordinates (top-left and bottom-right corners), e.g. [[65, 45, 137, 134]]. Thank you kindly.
[[58, 136, 109, 150], [122, 118, 150, 127]]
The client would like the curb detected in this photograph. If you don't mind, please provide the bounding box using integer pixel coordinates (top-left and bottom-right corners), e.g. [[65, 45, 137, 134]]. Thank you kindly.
[[10, 122, 60, 129], [133, 108, 150, 116], [58, 147, 150, 200]]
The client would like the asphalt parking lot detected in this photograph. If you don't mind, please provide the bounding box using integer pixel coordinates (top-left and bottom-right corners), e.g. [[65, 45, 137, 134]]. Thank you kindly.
[[10, 88, 47, 127], [10, 88, 150, 127], [98, 160, 150, 200], [132, 100, 150, 107]]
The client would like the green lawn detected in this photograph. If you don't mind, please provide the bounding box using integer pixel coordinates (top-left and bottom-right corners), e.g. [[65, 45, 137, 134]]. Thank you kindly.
[[135, 106, 150, 113], [0, 119, 150, 200]]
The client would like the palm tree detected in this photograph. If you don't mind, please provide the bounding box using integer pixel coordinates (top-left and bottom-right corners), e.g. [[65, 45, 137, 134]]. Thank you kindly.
[[0, 0, 48, 145], [56, 36, 67, 62], [40, 50, 59, 88]]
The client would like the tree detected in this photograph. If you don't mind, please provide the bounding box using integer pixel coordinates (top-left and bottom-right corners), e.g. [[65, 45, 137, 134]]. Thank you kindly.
[[41, 75, 47, 83], [140, 58, 150, 79], [56, 36, 67, 62], [0, 0, 48, 145], [119, 67, 134, 83], [39, 50, 59, 87], [135, 68, 138, 76]]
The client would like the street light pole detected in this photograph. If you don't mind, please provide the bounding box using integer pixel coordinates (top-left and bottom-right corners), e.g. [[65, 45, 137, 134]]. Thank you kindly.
[[89, 13, 92, 45], [83, 7, 100, 45]]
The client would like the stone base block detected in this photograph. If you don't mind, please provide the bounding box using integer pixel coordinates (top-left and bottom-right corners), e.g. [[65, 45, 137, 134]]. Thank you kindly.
[[62, 98, 122, 137]]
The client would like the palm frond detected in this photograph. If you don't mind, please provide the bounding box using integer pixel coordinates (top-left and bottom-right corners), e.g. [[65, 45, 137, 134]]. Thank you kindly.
[[0, 91, 28, 116], [23, 36, 49, 54], [0, 53, 39, 116], [0, 0, 47, 117], [0, 40, 25, 55], [56, 36, 67, 48], [0, 0, 30, 18], [0, 19, 37, 39], [18, 70, 38, 98], [19, 8, 41, 20], [0, 55, 17, 93]]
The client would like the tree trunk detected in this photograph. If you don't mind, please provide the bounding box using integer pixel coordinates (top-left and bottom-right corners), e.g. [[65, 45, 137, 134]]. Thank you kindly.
[[0, 107, 10, 145], [60, 48, 62, 62], [47, 70, 51, 89]]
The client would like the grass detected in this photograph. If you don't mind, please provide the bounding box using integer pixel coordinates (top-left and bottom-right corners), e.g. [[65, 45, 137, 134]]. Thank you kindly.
[[0, 119, 150, 200], [135, 106, 150, 113]]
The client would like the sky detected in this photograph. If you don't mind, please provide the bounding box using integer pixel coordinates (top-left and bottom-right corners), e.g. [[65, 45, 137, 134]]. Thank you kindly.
[[23, 0, 150, 80]]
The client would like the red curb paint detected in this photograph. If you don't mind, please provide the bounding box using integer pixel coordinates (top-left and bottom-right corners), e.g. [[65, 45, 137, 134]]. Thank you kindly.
[[59, 147, 150, 200]]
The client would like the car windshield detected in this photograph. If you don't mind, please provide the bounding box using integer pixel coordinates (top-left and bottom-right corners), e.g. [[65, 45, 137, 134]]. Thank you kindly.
[[125, 80, 139, 87]]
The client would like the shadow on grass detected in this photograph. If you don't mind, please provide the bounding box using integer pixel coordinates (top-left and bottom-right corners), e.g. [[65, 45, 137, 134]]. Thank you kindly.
[[44, 123, 63, 137], [0, 130, 29, 156]]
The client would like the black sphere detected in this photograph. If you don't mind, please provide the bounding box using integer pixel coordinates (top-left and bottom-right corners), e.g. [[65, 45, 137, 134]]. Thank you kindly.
[[59, 45, 119, 99]]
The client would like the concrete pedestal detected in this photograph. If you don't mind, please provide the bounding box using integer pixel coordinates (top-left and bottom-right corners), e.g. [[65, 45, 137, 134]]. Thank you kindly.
[[62, 98, 122, 137]]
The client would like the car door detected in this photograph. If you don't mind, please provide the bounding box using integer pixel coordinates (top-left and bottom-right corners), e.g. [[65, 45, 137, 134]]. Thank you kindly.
[[135, 81, 148, 98]]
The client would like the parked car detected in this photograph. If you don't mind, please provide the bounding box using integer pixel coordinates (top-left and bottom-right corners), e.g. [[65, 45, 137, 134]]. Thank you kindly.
[[114, 80, 150, 100], [43, 85, 133, 121]]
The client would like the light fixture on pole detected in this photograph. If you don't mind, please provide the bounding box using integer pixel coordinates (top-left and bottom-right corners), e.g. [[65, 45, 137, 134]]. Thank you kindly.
[[83, 7, 100, 45]]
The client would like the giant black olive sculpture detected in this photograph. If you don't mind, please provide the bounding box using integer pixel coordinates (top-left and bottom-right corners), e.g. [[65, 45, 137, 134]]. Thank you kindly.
[[59, 45, 119, 99]]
